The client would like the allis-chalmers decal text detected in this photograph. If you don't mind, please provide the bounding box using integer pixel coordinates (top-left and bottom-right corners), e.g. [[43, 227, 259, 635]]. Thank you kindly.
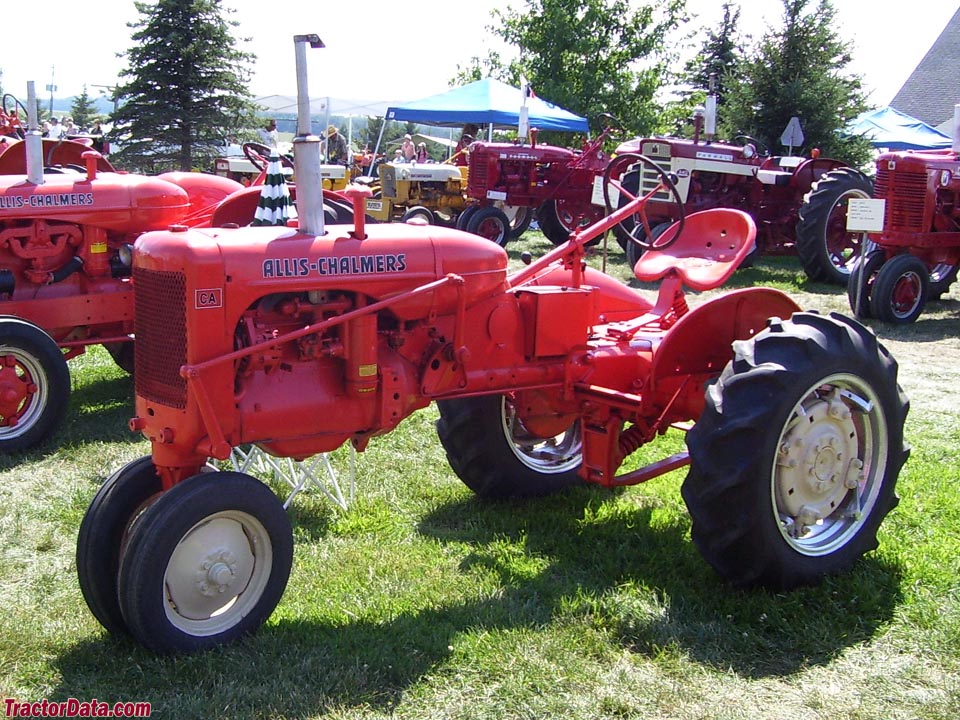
[[262, 253, 407, 278], [0, 192, 95, 210]]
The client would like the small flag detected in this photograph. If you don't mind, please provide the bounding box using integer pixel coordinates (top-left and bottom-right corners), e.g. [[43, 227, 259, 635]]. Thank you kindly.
[[252, 151, 298, 226], [524, 83, 537, 100]]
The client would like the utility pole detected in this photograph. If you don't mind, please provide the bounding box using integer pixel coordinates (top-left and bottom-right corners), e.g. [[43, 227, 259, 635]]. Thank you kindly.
[[46, 66, 57, 116]]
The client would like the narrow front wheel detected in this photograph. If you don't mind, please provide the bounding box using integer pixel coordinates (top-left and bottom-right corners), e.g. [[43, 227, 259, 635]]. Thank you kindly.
[[117, 472, 293, 654]]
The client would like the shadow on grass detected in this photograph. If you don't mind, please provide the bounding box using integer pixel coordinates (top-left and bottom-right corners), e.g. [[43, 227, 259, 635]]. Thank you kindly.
[[0, 373, 139, 472], [48, 483, 902, 717]]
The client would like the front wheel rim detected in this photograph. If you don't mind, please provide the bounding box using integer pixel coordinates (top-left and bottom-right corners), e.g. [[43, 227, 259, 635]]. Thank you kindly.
[[163, 510, 273, 637], [771, 373, 887, 556], [890, 270, 925, 319], [501, 396, 582, 474]]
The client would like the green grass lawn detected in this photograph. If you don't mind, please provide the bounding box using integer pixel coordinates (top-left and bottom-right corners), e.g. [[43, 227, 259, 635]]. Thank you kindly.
[[1, 233, 958, 719]]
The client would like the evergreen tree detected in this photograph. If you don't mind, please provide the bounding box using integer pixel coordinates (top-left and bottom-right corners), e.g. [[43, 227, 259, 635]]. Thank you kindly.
[[110, 0, 259, 172], [70, 86, 99, 131], [685, 2, 744, 106], [719, 0, 872, 165]]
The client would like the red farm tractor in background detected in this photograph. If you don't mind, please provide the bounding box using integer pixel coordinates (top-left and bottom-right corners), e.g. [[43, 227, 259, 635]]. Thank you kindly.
[[76, 36, 909, 655], [0, 86, 244, 453], [460, 117, 617, 246], [613, 103, 873, 284], [847, 140, 960, 324]]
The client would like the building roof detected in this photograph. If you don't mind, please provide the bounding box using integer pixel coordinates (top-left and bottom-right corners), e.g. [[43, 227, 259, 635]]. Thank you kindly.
[[890, 6, 960, 129]]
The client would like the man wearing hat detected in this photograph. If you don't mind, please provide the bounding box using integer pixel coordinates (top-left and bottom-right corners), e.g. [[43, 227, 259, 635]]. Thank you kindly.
[[325, 124, 348, 165]]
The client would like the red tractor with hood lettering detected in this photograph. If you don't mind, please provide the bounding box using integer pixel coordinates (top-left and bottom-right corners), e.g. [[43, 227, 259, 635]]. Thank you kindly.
[[75, 36, 909, 655], [461, 117, 616, 246], [0, 88, 243, 452], [847, 126, 960, 323], [613, 94, 872, 284]]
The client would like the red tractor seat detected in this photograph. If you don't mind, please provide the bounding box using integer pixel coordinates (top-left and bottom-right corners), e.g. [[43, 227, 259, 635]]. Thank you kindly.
[[632, 209, 757, 291]]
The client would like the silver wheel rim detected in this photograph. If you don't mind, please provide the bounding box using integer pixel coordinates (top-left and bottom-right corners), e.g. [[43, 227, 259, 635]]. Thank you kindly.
[[501, 396, 582, 474], [163, 510, 273, 636], [0, 347, 49, 440], [828, 191, 872, 275], [771, 373, 887, 556]]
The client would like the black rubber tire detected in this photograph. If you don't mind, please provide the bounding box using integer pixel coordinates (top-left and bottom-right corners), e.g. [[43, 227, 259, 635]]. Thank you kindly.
[[117, 472, 293, 654], [466, 205, 511, 247], [682, 311, 909, 590], [76, 456, 162, 637], [796, 168, 874, 284], [501, 204, 533, 239], [870, 253, 929, 324], [625, 221, 673, 270], [104, 341, 135, 375], [536, 199, 603, 247], [455, 206, 478, 231], [401, 205, 436, 224], [846, 250, 886, 319], [612, 169, 642, 251], [436, 394, 584, 499], [928, 263, 958, 301], [0, 317, 71, 453]]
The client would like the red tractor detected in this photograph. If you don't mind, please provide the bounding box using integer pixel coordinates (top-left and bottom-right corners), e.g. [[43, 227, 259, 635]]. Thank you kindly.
[[0, 89, 243, 452], [75, 37, 909, 655], [613, 106, 873, 284], [460, 118, 617, 246], [847, 143, 960, 323]]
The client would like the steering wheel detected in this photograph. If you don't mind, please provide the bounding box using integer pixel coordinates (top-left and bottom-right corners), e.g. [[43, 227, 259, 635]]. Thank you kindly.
[[1, 94, 27, 138], [733, 134, 768, 157], [603, 153, 685, 252], [242, 141, 294, 172], [595, 112, 623, 135]]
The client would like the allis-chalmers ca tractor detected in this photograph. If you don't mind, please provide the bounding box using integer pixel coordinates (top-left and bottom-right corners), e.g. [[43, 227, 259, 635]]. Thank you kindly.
[[0, 90, 243, 452], [614, 107, 873, 284], [75, 38, 909, 655], [462, 121, 615, 247], [847, 140, 960, 323]]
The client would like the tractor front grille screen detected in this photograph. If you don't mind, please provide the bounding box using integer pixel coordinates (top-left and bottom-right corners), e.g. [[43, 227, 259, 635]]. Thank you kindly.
[[638, 146, 674, 202], [875, 168, 927, 230], [133, 267, 187, 409], [381, 165, 398, 199]]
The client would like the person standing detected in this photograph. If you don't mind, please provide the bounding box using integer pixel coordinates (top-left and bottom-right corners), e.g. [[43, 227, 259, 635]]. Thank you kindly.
[[259, 119, 279, 148], [326, 124, 348, 164], [46, 117, 63, 139], [401, 134, 416, 163], [415, 141, 430, 163]]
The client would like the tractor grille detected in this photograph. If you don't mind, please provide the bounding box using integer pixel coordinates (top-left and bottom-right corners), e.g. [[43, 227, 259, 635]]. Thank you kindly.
[[467, 153, 488, 194], [381, 165, 398, 198], [133, 267, 187, 409], [638, 143, 675, 202], [875, 167, 927, 230]]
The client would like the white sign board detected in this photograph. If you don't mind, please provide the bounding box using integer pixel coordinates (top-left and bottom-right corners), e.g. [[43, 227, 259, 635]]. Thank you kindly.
[[846, 198, 886, 233]]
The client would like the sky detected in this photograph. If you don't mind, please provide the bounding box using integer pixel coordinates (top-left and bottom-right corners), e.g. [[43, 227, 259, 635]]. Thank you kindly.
[[2, 0, 957, 113]]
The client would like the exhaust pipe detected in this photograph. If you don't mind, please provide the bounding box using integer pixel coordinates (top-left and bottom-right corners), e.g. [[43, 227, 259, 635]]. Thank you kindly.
[[25, 82, 43, 185], [291, 34, 326, 237]]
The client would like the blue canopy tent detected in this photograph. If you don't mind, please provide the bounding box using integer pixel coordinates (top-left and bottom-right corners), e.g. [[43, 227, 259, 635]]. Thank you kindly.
[[847, 107, 952, 150], [384, 78, 589, 133]]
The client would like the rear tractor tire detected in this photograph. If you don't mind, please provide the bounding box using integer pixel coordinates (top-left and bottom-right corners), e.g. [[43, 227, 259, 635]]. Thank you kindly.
[[796, 168, 874, 285], [682, 311, 909, 590], [436, 393, 584, 499]]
